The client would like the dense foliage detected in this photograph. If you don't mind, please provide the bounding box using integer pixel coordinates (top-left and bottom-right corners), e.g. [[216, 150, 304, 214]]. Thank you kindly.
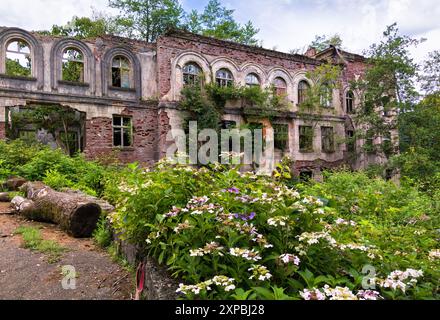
[[103, 159, 439, 300], [0, 140, 106, 197]]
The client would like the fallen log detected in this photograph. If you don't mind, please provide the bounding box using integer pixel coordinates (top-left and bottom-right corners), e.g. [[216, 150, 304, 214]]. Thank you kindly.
[[2, 177, 27, 191], [64, 189, 115, 214], [19, 182, 101, 238], [0, 192, 11, 202], [10, 196, 35, 217]]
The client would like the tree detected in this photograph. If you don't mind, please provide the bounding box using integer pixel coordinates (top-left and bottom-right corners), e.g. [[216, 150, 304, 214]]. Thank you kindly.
[[393, 93, 440, 192], [419, 50, 440, 94], [183, 0, 260, 46], [310, 34, 343, 52], [40, 12, 118, 39], [351, 23, 422, 157], [108, 0, 185, 42]]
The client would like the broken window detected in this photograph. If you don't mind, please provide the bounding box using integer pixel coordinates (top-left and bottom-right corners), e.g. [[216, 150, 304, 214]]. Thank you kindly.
[[183, 62, 202, 86], [299, 170, 313, 182], [346, 90, 354, 114], [298, 80, 310, 105], [62, 48, 84, 83], [320, 83, 333, 108], [113, 116, 133, 147], [221, 120, 237, 130], [245, 73, 260, 87], [5, 39, 32, 77], [216, 68, 234, 87], [346, 130, 355, 152], [382, 131, 393, 158], [321, 126, 335, 153], [221, 121, 237, 152], [112, 56, 131, 88], [273, 77, 287, 96], [273, 123, 289, 151], [299, 126, 314, 152], [365, 129, 375, 154]]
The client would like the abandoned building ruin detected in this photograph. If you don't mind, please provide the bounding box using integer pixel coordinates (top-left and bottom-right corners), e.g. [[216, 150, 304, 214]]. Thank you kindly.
[[0, 27, 398, 179]]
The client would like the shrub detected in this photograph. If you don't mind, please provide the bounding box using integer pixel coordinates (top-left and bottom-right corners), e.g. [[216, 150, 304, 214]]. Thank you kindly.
[[93, 216, 113, 248], [0, 139, 107, 196], [43, 169, 74, 190], [106, 162, 440, 300]]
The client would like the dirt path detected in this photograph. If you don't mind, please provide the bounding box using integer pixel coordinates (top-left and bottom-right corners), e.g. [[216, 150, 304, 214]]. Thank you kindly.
[[0, 203, 134, 300]]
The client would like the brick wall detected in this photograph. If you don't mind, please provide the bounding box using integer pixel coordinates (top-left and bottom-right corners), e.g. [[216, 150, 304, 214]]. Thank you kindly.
[[0, 122, 5, 140], [157, 32, 318, 98], [84, 107, 160, 166]]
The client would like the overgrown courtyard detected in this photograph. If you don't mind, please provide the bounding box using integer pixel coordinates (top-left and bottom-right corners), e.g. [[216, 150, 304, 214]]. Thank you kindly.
[[0, 140, 439, 300]]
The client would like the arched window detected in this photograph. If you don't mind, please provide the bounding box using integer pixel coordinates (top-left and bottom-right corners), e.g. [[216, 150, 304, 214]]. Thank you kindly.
[[183, 62, 202, 86], [298, 80, 310, 105], [320, 83, 333, 108], [62, 48, 84, 83], [273, 77, 287, 96], [5, 39, 31, 77], [346, 90, 354, 114], [216, 68, 234, 87], [112, 56, 131, 88], [245, 73, 260, 87]]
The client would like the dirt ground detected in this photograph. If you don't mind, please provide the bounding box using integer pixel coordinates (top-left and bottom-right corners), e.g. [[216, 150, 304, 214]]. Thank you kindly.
[[0, 202, 134, 300]]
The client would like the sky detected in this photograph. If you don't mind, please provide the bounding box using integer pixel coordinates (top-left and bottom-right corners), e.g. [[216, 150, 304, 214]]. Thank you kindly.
[[0, 0, 438, 63]]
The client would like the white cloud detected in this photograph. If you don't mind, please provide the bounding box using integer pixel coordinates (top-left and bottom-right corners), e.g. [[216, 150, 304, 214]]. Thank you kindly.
[[0, 0, 438, 63]]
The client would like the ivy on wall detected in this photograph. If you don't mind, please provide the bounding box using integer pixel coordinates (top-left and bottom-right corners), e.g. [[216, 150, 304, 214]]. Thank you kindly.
[[180, 83, 292, 132]]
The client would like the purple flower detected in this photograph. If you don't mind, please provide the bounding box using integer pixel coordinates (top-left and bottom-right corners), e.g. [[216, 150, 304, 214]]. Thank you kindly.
[[227, 187, 240, 194], [233, 212, 256, 221]]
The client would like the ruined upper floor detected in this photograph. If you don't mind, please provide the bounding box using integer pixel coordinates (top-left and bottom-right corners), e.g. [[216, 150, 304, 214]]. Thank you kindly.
[[0, 27, 367, 117]]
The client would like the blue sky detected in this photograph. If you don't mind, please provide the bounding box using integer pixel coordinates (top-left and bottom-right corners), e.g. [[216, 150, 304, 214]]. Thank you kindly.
[[0, 0, 438, 63]]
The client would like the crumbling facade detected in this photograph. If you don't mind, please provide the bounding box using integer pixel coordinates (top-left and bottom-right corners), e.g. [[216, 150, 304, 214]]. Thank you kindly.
[[0, 27, 396, 178]]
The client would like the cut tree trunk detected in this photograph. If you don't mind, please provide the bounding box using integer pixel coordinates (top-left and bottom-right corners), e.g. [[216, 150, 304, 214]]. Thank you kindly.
[[0, 192, 11, 202], [19, 182, 101, 238], [10, 196, 35, 217], [2, 177, 27, 191]]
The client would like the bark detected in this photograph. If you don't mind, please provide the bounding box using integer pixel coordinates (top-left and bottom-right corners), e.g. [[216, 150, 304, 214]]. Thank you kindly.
[[10, 196, 35, 217], [2, 177, 27, 191], [0, 192, 11, 202], [19, 182, 101, 238]]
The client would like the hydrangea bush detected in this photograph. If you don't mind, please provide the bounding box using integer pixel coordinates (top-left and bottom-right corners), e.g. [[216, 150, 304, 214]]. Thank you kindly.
[[104, 160, 440, 300]]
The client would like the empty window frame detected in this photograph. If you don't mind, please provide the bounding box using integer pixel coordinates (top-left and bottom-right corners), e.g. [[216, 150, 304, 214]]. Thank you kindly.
[[113, 116, 133, 147], [245, 73, 260, 87], [346, 90, 355, 114], [273, 77, 287, 96], [299, 170, 313, 182], [321, 126, 335, 153], [112, 56, 131, 88], [320, 84, 333, 108], [5, 39, 32, 77], [299, 126, 314, 152], [273, 123, 289, 151], [365, 129, 375, 154], [216, 68, 234, 87], [62, 48, 84, 83], [298, 80, 310, 105], [346, 130, 355, 152], [183, 62, 202, 86]]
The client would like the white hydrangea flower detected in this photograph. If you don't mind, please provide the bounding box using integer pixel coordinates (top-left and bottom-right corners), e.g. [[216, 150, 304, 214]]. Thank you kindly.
[[300, 288, 326, 300], [279, 254, 301, 266], [429, 249, 440, 260]]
